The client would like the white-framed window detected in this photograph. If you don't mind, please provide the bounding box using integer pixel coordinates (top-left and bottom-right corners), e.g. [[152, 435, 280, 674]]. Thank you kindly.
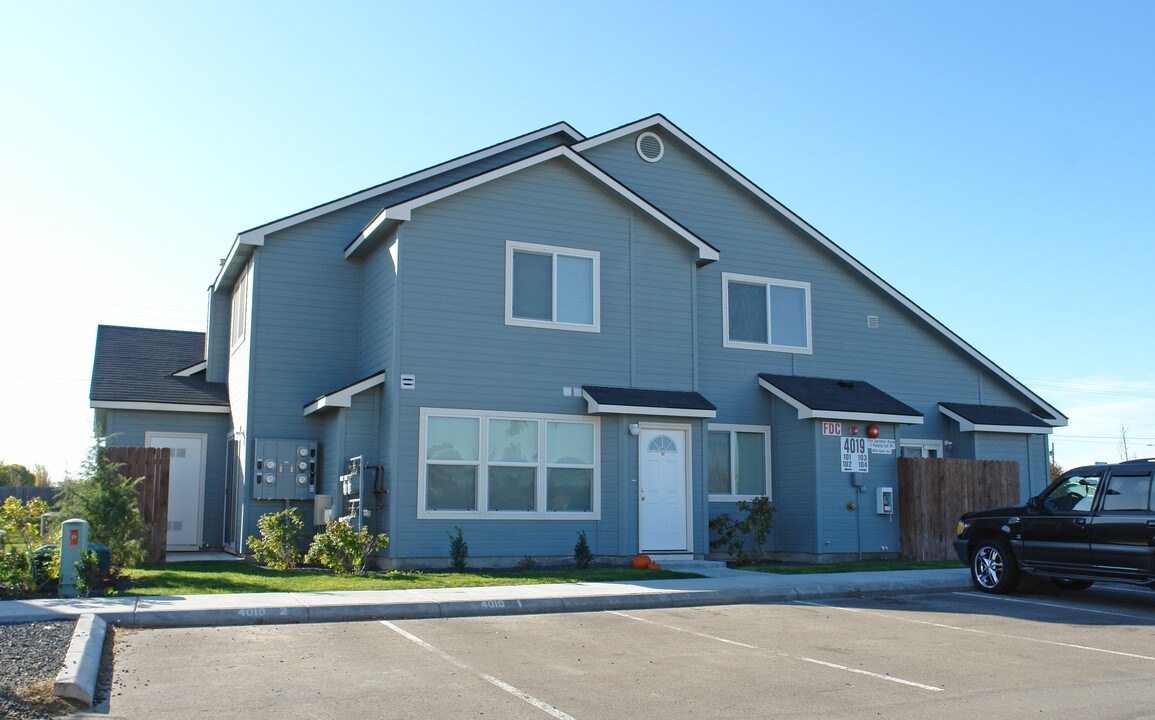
[[900, 440, 943, 458], [506, 241, 600, 332], [708, 424, 771, 500], [229, 265, 250, 350], [722, 272, 811, 353], [419, 408, 600, 519]]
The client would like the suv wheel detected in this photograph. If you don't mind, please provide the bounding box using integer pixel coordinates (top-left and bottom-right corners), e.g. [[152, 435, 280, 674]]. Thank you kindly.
[[970, 538, 1020, 594]]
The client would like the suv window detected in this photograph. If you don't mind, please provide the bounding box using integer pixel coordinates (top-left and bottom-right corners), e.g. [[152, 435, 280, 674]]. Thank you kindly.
[[1099, 472, 1153, 512], [1041, 472, 1100, 512]]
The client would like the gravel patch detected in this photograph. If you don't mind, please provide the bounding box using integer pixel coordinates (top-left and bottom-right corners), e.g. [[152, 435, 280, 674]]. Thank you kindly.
[[0, 620, 81, 719]]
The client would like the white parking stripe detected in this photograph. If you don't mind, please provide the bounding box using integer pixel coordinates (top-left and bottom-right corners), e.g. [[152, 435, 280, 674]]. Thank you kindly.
[[797, 601, 1155, 661], [380, 621, 576, 720], [955, 591, 1155, 622], [607, 611, 942, 692]]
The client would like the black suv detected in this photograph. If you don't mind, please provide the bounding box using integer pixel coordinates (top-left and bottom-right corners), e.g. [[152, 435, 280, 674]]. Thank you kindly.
[[954, 458, 1155, 593]]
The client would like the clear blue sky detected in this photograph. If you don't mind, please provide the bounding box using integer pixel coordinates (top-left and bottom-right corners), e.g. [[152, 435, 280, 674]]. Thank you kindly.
[[2, 1, 1153, 481]]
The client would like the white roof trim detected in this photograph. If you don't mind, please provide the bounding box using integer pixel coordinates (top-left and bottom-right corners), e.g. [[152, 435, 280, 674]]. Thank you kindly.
[[939, 405, 1053, 435], [757, 377, 923, 425], [90, 401, 230, 414], [581, 390, 716, 418], [172, 361, 207, 378], [347, 146, 718, 263], [303, 372, 386, 416], [577, 115, 1065, 427]]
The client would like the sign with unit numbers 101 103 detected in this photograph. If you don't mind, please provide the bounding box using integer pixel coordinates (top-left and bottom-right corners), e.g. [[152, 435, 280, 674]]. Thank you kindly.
[[841, 437, 869, 473]]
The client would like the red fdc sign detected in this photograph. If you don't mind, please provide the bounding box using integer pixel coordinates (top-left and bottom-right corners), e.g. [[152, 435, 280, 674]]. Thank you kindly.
[[69, 529, 79, 545], [822, 421, 842, 436]]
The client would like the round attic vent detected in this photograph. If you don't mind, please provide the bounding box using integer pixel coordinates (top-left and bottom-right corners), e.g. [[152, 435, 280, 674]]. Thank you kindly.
[[636, 131, 664, 163]]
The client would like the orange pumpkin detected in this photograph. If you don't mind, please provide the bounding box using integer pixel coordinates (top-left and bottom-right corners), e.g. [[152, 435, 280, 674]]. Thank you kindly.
[[649, 563, 661, 571], [631, 554, 652, 569]]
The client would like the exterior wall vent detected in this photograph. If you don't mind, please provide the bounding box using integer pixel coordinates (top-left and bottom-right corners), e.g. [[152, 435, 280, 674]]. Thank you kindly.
[[636, 131, 664, 163], [867, 315, 880, 330], [400, 374, 416, 389]]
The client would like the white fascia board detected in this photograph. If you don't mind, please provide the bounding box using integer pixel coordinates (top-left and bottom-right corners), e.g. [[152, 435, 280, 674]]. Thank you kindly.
[[582, 394, 716, 419], [349, 146, 717, 264], [234, 121, 584, 249], [172, 361, 208, 378], [345, 209, 411, 258], [303, 373, 386, 416], [90, 401, 230, 414], [757, 377, 922, 425], [939, 405, 1052, 435], [212, 235, 261, 292], [577, 116, 1065, 425]]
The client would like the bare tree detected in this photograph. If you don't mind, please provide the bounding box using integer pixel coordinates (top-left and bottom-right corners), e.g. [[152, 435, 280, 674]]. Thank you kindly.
[[1118, 421, 1138, 461], [33, 464, 51, 487]]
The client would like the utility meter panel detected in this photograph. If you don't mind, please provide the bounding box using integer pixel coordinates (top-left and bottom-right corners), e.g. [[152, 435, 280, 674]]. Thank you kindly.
[[253, 439, 318, 500]]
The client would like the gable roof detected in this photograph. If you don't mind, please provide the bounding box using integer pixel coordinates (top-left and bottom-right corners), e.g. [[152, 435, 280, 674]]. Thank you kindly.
[[576, 115, 1066, 427], [345, 145, 719, 265], [939, 402, 1053, 434], [303, 372, 386, 416], [582, 386, 717, 418], [213, 121, 584, 292], [90, 325, 229, 412], [758, 373, 924, 425]]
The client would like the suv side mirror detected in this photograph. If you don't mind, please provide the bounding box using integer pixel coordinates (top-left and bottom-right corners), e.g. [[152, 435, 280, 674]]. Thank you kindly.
[[1027, 496, 1041, 511]]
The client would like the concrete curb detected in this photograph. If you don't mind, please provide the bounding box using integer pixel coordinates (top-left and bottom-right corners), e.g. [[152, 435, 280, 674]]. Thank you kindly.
[[53, 612, 106, 707]]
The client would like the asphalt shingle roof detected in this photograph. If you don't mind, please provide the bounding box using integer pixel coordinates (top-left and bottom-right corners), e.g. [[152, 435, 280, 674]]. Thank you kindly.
[[89, 325, 229, 407], [939, 402, 1051, 428], [757, 373, 921, 418], [582, 385, 717, 412]]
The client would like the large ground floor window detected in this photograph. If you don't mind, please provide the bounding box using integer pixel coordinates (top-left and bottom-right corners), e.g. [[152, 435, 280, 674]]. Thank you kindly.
[[418, 408, 600, 520], [708, 424, 771, 500]]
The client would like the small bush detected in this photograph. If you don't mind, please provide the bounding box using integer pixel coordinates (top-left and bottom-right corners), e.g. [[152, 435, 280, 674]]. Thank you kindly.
[[0, 496, 52, 597], [709, 496, 776, 566], [248, 508, 305, 570], [516, 554, 536, 571], [448, 526, 468, 572], [573, 530, 592, 570], [305, 521, 388, 575], [75, 550, 102, 597]]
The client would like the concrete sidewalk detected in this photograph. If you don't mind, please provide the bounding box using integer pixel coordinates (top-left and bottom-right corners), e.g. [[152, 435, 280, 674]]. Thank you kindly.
[[1, 562, 973, 629]]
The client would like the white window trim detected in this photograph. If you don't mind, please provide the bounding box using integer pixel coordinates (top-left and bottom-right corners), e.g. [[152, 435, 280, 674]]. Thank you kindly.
[[418, 407, 601, 520], [721, 271, 812, 354], [505, 240, 601, 333], [900, 439, 944, 458], [229, 264, 250, 352], [708, 423, 772, 501]]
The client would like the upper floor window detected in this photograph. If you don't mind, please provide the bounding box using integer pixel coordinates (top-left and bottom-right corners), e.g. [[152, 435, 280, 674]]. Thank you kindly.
[[722, 272, 811, 353], [229, 265, 250, 349], [506, 241, 599, 332]]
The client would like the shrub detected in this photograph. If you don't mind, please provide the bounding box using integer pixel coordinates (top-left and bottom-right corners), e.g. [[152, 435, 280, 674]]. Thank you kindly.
[[55, 436, 147, 570], [305, 520, 388, 575], [75, 550, 102, 597], [573, 530, 592, 570], [248, 508, 305, 570], [448, 526, 468, 572], [516, 554, 536, 571], [0, 495, 52, 596], [709, 495, 776, 566]]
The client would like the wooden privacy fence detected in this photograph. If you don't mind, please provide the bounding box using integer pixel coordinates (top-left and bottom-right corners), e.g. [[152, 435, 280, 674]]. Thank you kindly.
[[0, 486, 56, 504], [898, 458, 1019, 561], [107, 447, 170, 564]]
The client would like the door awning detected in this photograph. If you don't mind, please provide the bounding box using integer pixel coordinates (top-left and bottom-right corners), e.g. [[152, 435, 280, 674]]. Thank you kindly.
[[939, 402, 1053, 434], [582, 385, 717, 418], [758, 373, 923, 424]]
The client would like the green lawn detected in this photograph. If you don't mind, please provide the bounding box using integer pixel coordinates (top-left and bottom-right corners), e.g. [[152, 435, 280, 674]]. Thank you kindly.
[[743, 559, 962, 575], [120, 561, 699, 596]]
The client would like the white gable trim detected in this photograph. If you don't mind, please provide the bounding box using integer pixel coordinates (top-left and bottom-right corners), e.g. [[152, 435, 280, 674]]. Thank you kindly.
[[303, 372, 386, 416], [346, 146, 719, 263], [939, 405, 1053, 435], [213, 122, 583, 291], [576, 115, 1065, 427], [90, 401, 230, 414], [172, 361, 208, 377]]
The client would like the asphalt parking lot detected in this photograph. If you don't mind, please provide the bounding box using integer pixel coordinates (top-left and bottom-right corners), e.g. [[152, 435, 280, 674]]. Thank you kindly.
[[84, 583, 1155, 719]]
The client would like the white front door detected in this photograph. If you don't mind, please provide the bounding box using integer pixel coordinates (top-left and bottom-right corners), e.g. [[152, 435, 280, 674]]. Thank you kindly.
[[146, 433, 206, 551], [639, 427, 690, 553]]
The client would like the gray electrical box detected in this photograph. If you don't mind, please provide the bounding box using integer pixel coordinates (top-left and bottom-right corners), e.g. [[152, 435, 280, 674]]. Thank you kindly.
[[252, 439, 318, 500]]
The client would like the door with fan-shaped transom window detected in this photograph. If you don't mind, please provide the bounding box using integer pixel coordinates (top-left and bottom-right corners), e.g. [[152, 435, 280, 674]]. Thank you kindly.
[[639, 427, 689, 552]]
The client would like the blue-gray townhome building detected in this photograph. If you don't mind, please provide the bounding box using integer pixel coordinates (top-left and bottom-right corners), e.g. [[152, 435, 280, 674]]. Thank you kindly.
[[89, 114, 1066, 565]]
